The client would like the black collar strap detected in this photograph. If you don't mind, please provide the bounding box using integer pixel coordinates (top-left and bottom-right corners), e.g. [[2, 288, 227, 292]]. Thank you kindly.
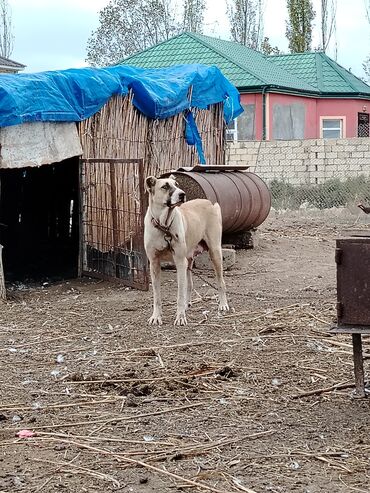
[[151, 207, 176, 248], [151, 216, 172, 239]]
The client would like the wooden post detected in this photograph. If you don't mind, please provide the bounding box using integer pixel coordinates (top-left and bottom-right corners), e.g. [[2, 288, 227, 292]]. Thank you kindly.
[[0, 244, 6, 300], [352, 334, 366, 398]]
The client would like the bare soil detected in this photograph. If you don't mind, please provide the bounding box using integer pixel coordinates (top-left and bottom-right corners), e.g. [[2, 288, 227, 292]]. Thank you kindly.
[[1, 211, 370, 493]]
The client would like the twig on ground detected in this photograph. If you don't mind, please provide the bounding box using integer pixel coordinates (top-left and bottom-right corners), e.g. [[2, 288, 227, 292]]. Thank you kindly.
[[6, 402, 204, 431], [30, 457, 121, 487], [292, 381, 355, 399]]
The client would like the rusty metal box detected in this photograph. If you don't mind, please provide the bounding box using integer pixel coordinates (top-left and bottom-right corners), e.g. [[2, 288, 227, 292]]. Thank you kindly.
[[336, 235, 370, 327]]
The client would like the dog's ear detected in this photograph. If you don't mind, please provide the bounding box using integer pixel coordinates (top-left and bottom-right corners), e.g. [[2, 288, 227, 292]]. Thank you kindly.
[[169, 174, 177, 181], [145, 176, 157, 193]]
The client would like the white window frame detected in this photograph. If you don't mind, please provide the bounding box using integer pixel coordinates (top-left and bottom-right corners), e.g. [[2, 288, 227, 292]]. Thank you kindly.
[[320, 116, 346, 139], [226, 117, 238, 142]]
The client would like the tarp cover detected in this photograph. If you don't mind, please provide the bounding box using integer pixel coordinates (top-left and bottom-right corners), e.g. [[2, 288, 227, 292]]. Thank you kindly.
[[0, 122, 82, 169], [0, 64, 243, 128]]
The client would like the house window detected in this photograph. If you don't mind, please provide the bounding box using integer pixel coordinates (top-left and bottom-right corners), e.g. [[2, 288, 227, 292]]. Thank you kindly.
[[358, 113, 369, 137], [237, 104, 256, 140], [226, 104, 256, 141], [226, 118, 237, 141], [321, 118, 344, 139], [272, 103, 305, 140]]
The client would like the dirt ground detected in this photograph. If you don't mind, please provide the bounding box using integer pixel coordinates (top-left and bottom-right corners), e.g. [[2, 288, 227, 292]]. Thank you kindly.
[[1, 210, 370, 493]]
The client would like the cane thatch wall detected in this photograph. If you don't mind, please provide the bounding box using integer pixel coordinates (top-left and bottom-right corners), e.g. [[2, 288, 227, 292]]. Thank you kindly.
[[78, 92, 225, 172], [78, 93, 225, 251]]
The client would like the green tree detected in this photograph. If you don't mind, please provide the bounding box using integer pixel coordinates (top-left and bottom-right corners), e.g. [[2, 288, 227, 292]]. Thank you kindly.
[[227, 0, 265, 50], [86, 0, 179, 66], [183, 0, 206, 33], [286, 0, 315, 53]]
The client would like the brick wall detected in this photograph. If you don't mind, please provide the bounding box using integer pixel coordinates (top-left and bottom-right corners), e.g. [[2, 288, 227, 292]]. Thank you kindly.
[[226, 138, 370, 185]]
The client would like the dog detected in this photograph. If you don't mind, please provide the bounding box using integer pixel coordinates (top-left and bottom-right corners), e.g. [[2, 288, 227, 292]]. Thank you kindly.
[[144, 174, 229, 326]]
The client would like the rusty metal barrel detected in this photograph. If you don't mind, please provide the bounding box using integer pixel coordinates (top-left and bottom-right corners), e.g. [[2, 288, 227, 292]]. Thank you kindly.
[[161, 166, 271, 233]]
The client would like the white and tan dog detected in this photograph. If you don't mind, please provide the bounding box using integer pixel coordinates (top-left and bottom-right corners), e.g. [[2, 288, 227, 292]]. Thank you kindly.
[[144, 175, 229, 326]]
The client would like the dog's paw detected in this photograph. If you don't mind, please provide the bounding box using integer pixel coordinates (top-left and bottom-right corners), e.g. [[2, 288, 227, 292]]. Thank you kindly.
[[174, 312, 187, 326], [218, 301, 229, 313], [148, 314, 163, 325]]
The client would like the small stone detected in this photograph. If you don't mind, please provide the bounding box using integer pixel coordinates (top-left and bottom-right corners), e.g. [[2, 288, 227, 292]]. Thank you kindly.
[[54, 444, 67, 451], [125, 393, 139, 407]]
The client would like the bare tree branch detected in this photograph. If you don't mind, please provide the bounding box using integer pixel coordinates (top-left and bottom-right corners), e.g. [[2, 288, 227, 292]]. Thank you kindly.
[[365, 0, 370, 24], [183, 0, 206, 33], [320, 0, 337, 52], [227, 0, 265, 50], [0, 0, 14, 58]]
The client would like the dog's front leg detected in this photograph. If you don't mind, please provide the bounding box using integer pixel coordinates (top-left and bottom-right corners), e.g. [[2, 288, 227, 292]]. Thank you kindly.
[[148, 257, 163, 325], [186, 258, 194, 309], [173, 255, 188, 326]]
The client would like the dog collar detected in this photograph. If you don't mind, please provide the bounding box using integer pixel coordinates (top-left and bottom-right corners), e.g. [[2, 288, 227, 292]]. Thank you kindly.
[[151, 217, 174, 252], [151, 216, 172, 239]]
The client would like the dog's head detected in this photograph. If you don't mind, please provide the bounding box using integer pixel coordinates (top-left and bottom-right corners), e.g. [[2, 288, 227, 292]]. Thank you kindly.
[[145, 175, 186, 208]]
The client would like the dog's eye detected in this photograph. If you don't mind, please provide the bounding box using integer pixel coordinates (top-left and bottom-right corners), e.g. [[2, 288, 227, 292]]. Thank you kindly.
[[161, 183, 170, 190]]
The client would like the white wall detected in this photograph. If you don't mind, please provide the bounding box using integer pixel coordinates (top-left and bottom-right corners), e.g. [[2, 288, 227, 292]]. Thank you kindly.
[[226, 138, 370, 185]]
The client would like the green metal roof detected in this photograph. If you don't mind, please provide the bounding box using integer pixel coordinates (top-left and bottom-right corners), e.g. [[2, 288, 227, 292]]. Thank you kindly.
[[120, 33, 262, 88], [119, 32, 370, 98], [268, 52, 370, 97]]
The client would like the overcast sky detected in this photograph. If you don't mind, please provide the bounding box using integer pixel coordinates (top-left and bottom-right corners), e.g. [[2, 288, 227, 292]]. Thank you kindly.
[[8, 0, 370, 81]]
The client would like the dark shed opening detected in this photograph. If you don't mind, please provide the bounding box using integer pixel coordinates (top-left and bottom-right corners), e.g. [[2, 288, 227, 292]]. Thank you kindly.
[[0, 157, 80, 282]]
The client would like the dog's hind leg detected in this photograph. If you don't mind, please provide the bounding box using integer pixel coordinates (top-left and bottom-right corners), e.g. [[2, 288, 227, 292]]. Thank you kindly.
[[173, 255, 188, 326], [148, 257, 163, 325], [208, 246, 229, 312]]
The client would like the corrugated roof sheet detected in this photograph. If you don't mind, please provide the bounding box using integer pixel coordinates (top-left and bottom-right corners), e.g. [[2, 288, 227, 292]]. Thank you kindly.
[[0, 56, 25, 69], [120, 33, 370, 98], [268, 52, 370, 96]]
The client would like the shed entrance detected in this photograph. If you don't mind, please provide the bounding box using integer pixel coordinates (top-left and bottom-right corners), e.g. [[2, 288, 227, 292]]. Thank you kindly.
[[0, 158, 79, 282]]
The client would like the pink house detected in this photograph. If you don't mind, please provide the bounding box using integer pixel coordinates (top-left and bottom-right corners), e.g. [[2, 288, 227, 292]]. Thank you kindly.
[[239, 92, 370, 140], [120, 33, 370, 141]]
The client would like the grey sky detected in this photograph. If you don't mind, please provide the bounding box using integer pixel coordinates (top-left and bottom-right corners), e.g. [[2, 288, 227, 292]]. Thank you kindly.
[[9, 0, 370, 80]]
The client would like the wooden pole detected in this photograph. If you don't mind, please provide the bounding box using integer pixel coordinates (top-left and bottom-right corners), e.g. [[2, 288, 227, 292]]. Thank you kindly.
[[0, 244, 6, 300], [352, 334, 366, 398]]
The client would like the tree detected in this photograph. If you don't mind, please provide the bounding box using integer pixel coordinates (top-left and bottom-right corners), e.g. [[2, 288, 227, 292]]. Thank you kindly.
[[364, 1, 370, 82], [227, 0, 265, 50], [260, 36, 281, 55], [320, 0, 337, 52], [364, 56, 370, 83], [285, 0, 315, 53], [365, 0, 370, 24], [86, 0, 179, 67], [0, 0, 13, 58], [183, 0, 206, 33]]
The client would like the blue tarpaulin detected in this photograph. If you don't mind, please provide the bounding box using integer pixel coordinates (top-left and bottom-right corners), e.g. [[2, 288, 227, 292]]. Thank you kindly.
[[0, 64, 243, 164], [0, 64, 242, 121]]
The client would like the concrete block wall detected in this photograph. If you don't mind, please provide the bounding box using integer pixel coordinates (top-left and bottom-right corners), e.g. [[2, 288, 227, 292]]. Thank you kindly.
[[226, 138, 370, 185]]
